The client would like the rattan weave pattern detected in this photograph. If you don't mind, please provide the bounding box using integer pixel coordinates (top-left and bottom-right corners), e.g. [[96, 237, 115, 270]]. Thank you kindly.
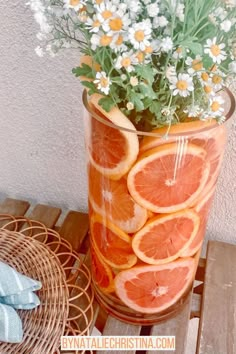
[[0, 215, 94, 354]]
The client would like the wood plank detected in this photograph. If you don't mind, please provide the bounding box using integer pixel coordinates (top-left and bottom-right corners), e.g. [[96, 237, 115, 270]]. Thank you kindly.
[[26, 204, 61, 229], [58, 211, 89, 253], [196, 241, 236, 354], [100, 316, 141, 354], [0, 198, 30, 215], [147, 292, 192, 354], [190, 293, 201, 319]]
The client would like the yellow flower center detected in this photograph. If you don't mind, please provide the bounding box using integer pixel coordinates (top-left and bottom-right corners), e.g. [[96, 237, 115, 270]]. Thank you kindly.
[[210, 64, 218, 72], [210, 44, 221, 56], [121, 57, 131, 68], [201, 72, 209, 82], [192, 59, 203, 71], [92, 20, 100, 28], [145, 46, 153, 54], [211, 101, 220, 112], [136, 51, 145, 63], [100, 77, 109, 88], [109, 18, 123, 31], [134, 30, 145, 42], [212, 74, 222, 84], [70, 0, 80, 5], [116, 35, 123, 46], [100, 35, 112, 46], [204, 85, 212, 94], [176, 47, 182, 53], [176, 80, 188, 91], [102, 10, 113, 19], [95, 0, 103, 3]]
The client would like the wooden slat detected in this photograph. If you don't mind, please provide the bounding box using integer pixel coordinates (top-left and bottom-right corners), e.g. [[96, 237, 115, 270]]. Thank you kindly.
[[100, 317, 141, 354], [147, 292, 192, 354], [190, 293, 201, 319], [0, 198, 30, 215], [27, 204, 61, 228], [196, 241, 236, 354], [58, 211, 89, 253]]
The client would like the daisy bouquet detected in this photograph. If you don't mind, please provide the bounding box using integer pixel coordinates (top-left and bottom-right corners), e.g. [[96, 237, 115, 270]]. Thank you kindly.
[[29, 0, 236, 130]]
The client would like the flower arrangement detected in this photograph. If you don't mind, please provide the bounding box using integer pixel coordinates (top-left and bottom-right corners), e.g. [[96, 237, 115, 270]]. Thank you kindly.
[[29, 0, 236, 130]]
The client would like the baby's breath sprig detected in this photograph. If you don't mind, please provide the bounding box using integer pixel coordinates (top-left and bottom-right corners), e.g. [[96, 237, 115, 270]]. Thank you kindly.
[[29, 0, 236, 129]]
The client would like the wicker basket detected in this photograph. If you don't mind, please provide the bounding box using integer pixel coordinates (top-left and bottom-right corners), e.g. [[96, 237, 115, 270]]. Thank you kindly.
[[0, 215, 94, 354]]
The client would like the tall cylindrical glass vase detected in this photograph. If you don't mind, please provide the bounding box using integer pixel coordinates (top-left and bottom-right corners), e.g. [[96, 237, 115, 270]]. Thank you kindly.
[[83, 89, 235, 325]]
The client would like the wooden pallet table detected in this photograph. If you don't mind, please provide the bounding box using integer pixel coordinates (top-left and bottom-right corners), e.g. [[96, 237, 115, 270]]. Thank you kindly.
[[0, 197, 235, 354]]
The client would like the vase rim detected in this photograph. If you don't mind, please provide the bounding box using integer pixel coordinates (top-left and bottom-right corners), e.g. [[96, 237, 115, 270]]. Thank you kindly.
[[82, 87, 236, 138]]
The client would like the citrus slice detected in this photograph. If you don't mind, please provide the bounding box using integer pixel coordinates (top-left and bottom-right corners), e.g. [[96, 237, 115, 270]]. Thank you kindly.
[[114, 258, 195, 314], [91, 242, 115, 293], [140, 120, 218, 153], [181, 187, 216, 257], [89, 164, 147, 233], [90, 214, 137, 269], [127, 142, 210, 213], [87, 94, 139, 180], [132, 209, 200, 264]]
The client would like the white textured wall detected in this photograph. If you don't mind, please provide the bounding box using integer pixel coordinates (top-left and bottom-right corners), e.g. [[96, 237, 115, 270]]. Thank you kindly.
[[0, 2, 236, 249]]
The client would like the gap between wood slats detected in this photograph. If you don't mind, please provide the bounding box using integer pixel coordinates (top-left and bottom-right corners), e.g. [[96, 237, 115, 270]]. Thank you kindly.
[[196, 240, 236, 354]]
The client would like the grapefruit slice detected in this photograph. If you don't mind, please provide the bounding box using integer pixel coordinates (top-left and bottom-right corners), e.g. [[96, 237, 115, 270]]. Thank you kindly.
[[127, 142, 210, 213], [114, 258, 195, 314], [140, 120, 218, 153], [89, 164, 147, 233], [90, 214, 137, 269], [181, 187, 216, 257], [87, 94, 139, 180], [132, 209, 200, 264], [91, 242, 115, 293]]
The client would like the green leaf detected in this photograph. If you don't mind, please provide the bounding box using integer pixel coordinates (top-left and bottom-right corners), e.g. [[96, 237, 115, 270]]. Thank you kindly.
[[72, 64, 94, 79], [98, 97, 115, 112], [80, 81, 97, 95], [139, 83, 157, 99], [135, 65, 155, 84], [188, 42, 203, 56], [149, 100, 161, 114], [130, 92, 144, 111]]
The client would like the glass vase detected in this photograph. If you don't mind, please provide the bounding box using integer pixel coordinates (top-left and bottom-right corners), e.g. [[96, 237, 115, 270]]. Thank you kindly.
[[83, 88, 235, 325]]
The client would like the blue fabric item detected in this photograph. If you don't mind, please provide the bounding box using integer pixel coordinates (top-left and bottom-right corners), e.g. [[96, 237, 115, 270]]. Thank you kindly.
[[0, 261, 42, 343]]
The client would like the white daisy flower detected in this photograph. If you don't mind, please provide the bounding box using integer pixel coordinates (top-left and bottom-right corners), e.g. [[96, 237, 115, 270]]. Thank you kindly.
[[160, 37, 173, 52], [173, 47, 184, 59], [85, 15, 101, 33], [115, 51, 136, 72], [110, 33, 128, 53], [204, 37, 227, 64], [176, 3, 185, 22], [203, 83, 215, 96], [63, 0, 85, 11], [102, 11, 131, 34], [170, 73, 194, 97], [185, 55, 203, 74], [220, 19, 232, 33], [126, 0, 142, 19], [209, 96, 225, 117], [147, 3, 159, 17], [166, 65, 177, 82], [95, 1, 117, 24], [211, 71, 225, 90], [128, 20, 152, 51], [184, 105, 203, 117], [229, 61, 236, 73], [94, 71, 111, 95], [130, 76, 139, 86], [127, 102, 134, 110], [153, 16, 168, 29], [91, 32, 113, 50], [35, 46, 44, 57]]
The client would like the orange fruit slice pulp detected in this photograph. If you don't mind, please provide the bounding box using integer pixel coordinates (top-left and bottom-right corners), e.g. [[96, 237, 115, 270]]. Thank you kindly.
[[86, 94, 139, 180], [132, 209, 200, 264], [88, 164, 147, 233], [91, 214, 137, 269], [127, 142, 210, 213], [114, 258, 195, 314]]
